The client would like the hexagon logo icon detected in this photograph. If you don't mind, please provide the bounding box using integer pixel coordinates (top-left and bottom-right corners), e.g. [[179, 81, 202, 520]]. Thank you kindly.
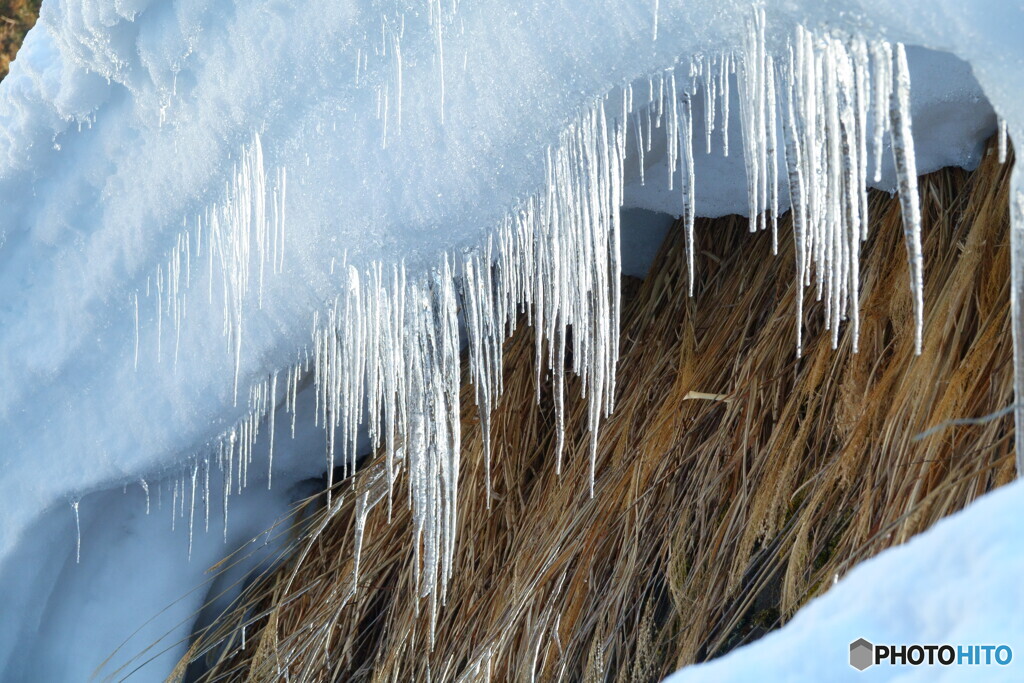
[[850, 638, 874, 671]]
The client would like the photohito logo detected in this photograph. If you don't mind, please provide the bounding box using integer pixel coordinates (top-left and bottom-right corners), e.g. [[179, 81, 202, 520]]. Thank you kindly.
[[849, 638, 873, 671], [849, 638, 1013, 671]]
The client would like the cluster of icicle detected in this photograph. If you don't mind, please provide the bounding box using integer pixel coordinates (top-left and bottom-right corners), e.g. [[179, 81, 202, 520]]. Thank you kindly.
[[135, 133, 288, 400], [127, 10, 933, 634], [305, 97, 625, 615], [736, 10, 923, 355], [362, 0, 463, 143]]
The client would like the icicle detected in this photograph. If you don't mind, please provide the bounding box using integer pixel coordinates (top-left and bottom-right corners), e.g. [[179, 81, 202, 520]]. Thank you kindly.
[[291, 361, 300, 438], [830, 37, 861, 350], [767, 54, 779, 254], [703, 55, 716, 154], [781, 41, 807, 357], [871, 42, 893, 182], [1011, 187, 1024, 475], [889, 44, 924, 354], [633, 109, 646, 185], [223, 435, 233, 542], [188, 461, 198, 561], [667, 71, 678, 192], [721, 53, 732, 156], [171, 478, 178, 532], [268, 371, 277, 489], [156, 265, 163, 362], [680, 94, 696, 295], [434, 0, 446, 124], [852, 38, 871, 243], [138, 134, 286, 402], [71, 499, 81, 564], [133, 293, 139, 370], [352, 490, 370, 596], [999, 117, 1009, 164], [204, 456, 210, 533]]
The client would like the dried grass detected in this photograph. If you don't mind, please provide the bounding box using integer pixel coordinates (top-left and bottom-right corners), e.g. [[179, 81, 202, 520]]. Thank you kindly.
[[178, 140, 1016, 681], [0, 0, 39, 81]]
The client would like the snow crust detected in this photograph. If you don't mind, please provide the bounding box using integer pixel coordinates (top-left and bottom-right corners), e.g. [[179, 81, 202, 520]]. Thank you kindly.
[[0, 0, 1019, 678], [664, 480, 1024, 682]]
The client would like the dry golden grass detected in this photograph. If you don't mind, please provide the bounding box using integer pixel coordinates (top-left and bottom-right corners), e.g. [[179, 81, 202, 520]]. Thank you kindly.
[[0, 0, 40, 81], [176, 140, 1016, 681]]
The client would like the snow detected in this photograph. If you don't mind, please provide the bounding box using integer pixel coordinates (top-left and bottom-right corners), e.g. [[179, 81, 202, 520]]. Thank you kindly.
[[0, 383, 328, 680], [0, 480, 311, 682], [664, 479, 1024, 682], [0, 0, 1018, 679]]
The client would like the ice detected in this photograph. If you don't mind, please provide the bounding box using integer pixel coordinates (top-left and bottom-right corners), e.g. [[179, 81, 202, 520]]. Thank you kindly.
[[890, 44, 925, 355], [1013, 189, 1024, 475], [0, 0, 1016, 679], [999, 117, 1009, 164], [70, 499, 81, 565]]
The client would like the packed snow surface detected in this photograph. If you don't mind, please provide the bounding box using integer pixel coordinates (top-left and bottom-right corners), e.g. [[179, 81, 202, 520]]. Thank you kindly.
[[0, 0, 1019, 679]]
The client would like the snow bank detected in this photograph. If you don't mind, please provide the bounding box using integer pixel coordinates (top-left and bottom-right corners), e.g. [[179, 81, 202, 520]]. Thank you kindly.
[[664, 479, 1024, 682]]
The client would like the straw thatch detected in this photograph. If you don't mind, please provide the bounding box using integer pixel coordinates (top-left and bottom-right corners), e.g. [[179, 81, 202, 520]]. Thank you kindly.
[[177, 140, 1016, 682]]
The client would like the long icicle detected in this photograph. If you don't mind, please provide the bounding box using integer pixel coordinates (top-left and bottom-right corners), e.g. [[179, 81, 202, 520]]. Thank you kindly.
[[889, 43, 924, 354]]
